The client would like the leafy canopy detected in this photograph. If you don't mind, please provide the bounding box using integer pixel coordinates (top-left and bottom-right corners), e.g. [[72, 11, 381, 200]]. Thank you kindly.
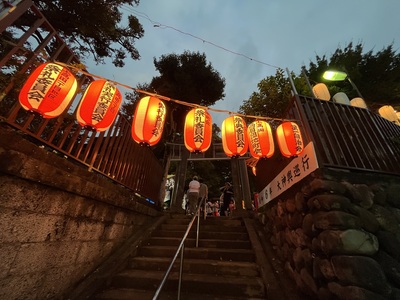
[[150, 51, 226, 107], [25, 0, 145, 67], [239, 42, 400, 118], [238, 68, 293, 119], [124, 51, 225, 136], [305, 42, 400, 109]]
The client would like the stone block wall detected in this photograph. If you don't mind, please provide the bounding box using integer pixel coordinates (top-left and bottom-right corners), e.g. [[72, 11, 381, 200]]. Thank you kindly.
[[257, 168, 400, 300], [0, 126, 161, 299]]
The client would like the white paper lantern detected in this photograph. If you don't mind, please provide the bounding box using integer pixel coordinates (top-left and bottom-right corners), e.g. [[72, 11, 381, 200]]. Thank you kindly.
[[332, 92, 350, 105], [350, 97, 367, 109], [312, 83, 330, 101]]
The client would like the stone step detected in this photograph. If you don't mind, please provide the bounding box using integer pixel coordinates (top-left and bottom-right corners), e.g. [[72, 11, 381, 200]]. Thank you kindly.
[[91, 215, 270, 300], [130, 257, 259, 277], [152, 230, 249, 241], [146, 236, 251, 249], [164, 217, 243, 227], [95, 288, 266, 300], [106, 270, 265, 298], [161, 223, 247, 233], [138, 245, 255, 262]]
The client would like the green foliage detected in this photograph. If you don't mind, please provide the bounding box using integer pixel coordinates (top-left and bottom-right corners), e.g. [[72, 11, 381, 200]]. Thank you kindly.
[[23, 0, 145, 67], [151, 51, 225, 107], [211, 123, 222, 143], [304, 42, 400, 110], [121, 51, 225, 163], [239, 42, 400, 119], [238, 68, 293, 119], [127, 51, 225, 140]]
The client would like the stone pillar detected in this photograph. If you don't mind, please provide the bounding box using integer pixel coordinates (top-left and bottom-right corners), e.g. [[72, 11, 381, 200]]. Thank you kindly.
[[239, 159, 252, 211], [231, 157, 243, 212], [170, 148, 188, 213]]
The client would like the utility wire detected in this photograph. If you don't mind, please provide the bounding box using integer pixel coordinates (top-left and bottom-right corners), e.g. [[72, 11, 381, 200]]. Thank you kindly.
[[121, 5, 281, 69]]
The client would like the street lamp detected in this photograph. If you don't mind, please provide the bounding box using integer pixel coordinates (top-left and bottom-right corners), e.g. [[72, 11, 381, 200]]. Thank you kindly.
[[322, 70, 364, 99]]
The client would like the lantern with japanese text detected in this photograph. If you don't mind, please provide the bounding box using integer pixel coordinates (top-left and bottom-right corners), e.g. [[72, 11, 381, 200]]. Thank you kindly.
[[184, 108, 212, 152], [221, 115, 248, 157], [76, 80, 122, 132], [19, 63, 77, 118], [276, 121, 304, 157], [131, 96, 166, 146], [247, 120, 274, 159]]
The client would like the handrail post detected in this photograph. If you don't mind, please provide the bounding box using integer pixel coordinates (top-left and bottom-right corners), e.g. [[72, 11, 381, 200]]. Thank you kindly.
[[177, 244, 184, 300], [203, 198, 207, 220], [196, 209, 200, 248]]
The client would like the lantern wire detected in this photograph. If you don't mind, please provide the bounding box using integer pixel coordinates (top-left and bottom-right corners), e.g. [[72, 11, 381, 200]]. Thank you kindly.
[[121, 6, 281, 70], [54, 60, 294, 122]]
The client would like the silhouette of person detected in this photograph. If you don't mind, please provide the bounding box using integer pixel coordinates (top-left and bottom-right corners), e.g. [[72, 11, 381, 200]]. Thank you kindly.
[[219, 182, 233, 216], [187, 176, 200, 215]]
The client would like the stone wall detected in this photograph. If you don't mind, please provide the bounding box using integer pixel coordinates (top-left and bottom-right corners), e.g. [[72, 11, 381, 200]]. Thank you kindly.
[[257, 168, 400, 300], [0, 126, 162, 299]]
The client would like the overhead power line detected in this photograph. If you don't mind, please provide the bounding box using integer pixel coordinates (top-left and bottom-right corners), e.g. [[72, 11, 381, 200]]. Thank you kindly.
[[121, 5, 281, 69]]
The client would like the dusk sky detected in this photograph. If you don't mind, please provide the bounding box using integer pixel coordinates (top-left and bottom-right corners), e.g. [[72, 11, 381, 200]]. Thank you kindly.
[[87, 0, 400, 127]]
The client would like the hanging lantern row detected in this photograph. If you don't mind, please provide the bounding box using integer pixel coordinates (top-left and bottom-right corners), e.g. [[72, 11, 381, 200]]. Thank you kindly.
[[19, 63, 305, 159], [222, 118, 304, 158], [19, 63, 122, 132]]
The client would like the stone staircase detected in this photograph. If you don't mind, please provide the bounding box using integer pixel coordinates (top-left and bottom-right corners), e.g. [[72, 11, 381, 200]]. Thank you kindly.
[[92, 214, 266, 299]]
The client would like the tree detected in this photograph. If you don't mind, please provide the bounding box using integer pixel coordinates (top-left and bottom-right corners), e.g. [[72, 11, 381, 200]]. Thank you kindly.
[[239, 42, 400, 120], [150, 51, 225, 136], [17, 0, 144, 67], [123, 51, 225, 212], [238, 68, 293, 119], [304, 42, 400, 110], [123, 51, 225, 144]]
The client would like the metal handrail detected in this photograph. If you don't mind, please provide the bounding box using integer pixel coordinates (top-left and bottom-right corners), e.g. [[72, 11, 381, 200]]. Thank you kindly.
[[153, 196, 206, 300]]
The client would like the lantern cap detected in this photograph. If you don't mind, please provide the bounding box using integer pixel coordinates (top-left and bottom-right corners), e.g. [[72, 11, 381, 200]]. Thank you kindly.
[[322, 70, 348, 81]]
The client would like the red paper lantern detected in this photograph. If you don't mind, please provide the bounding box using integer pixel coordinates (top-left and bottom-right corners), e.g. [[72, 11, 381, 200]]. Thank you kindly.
[[132, 96, 166, 146], [184, 108, 212, 152], [76, 80, 122, 132], [221, 115, 248, 157], [276, 121, 304, 157], [19, 63, 77, 118], [247, 120, 274, 159]]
